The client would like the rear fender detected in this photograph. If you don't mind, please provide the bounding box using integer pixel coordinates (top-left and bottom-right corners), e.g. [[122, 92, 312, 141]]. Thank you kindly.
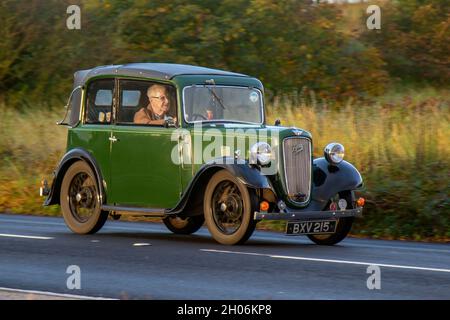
[[44, 148, 106, 206]]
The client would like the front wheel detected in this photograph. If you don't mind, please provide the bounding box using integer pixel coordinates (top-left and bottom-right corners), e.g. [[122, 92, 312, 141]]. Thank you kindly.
[[60, 161, 109, 234], [307, 192, 354, 245], [204, 170, 258, 245], [307, 217, 354, 245]]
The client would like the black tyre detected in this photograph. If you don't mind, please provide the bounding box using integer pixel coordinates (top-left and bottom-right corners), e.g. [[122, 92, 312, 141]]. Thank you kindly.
[[307, 192, 354, 245], [163, 215, 205, 235], [60, 161, 108, 234], [204, 170, 258, 245]]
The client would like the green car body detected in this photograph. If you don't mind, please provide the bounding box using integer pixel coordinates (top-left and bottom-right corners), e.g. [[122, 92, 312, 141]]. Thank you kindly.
[[43, 63, 364, 245]]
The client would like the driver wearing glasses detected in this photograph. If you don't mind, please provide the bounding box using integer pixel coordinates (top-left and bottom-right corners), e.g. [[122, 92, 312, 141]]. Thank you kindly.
[[134, 84, 176, 125]]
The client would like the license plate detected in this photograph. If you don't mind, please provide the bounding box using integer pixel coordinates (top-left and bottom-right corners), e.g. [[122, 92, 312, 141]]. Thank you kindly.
[[286, 220, 337, 235]]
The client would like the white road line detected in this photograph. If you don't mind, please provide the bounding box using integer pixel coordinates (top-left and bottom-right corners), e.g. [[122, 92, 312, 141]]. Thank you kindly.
[[201, 249, 450, 273], [0, 216, 448, 253], [0, 233, 54, 240], [0, 287, 116, 300], [133, 243, 152, 247]]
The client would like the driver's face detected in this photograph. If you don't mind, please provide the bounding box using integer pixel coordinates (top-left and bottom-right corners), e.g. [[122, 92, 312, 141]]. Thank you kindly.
[[148, 88, 169, 116]]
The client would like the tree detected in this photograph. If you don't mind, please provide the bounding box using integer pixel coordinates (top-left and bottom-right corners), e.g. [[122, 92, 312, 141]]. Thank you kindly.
[[361, 0, 449, 85]]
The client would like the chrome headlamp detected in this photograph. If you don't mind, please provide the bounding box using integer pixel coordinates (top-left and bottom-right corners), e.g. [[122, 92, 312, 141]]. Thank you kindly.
[[324, 142, 345, 165], [250, 142, 272, 166]]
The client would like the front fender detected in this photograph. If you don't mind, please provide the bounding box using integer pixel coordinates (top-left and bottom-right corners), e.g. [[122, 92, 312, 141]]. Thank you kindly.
[[311, 157, 363, 206], [44, 148, 106, 206], [211, 161, 271, 190], [168, 158, 271, 214]]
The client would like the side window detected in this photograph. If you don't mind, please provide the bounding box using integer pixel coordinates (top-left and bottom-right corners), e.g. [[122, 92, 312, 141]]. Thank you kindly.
[[85, 79, 114, 124], [117, 80, 177, 126]]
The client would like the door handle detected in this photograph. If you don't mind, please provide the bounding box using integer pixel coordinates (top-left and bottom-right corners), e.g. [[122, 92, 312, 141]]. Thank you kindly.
[[109, 136, 119, 143]]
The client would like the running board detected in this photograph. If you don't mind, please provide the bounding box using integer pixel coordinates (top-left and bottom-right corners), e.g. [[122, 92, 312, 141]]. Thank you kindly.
[[101, 205, 171, 217]]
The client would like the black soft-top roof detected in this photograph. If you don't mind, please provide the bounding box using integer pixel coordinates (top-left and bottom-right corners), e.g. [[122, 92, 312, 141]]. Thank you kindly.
[[74, 63, 249, 87]]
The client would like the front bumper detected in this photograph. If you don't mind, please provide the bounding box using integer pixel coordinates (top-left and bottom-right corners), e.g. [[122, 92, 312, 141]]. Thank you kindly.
[[254, 207, 363, 221]]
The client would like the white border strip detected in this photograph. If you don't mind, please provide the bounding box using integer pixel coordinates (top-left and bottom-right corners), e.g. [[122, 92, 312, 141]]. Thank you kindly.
[[0, 233, 54, 240], [0, 287, 116, 300], [201, 249, 450, 273]]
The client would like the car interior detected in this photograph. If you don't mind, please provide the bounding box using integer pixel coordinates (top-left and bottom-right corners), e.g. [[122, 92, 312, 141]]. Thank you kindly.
[[85, 79, 176, 125], [85, 79, 114, 124]]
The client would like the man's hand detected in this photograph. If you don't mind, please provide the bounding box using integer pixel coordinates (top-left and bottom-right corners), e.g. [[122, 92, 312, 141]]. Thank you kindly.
[[164, 115, 178, 127]]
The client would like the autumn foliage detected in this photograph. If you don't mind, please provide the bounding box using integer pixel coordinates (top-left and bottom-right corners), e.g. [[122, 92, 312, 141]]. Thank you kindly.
[[362, 0, 449, 85], [0, 0, 403, 107]]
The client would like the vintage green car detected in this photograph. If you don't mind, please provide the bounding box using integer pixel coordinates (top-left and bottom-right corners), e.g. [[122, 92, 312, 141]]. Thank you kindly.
[[42, 63, 365, 245]]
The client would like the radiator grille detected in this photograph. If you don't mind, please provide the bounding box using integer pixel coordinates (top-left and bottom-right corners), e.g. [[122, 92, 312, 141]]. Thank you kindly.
[[283, 137, 311, 204]]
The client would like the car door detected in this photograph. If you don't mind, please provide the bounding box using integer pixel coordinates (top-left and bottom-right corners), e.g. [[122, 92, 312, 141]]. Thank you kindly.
[[109, 79, 181, 208], [69, 78, 114, 191]]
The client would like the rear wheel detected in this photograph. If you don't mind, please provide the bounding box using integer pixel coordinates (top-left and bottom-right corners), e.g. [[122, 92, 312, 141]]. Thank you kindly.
[[204, 170, 258, 245], [163, 215, 204, 235], [60, 161, 108, 234], [307, 192, 354, 245]]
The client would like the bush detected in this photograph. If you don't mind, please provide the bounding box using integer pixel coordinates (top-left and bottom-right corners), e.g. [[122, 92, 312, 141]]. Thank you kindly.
[[265, 87, 450, 241]]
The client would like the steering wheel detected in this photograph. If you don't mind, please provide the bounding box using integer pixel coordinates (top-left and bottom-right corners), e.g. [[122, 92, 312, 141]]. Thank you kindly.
[[190, 113, 207, 121]]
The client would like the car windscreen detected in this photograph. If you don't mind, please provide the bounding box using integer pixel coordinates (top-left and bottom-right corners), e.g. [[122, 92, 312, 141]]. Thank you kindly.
[[183, 85, 263, 124]]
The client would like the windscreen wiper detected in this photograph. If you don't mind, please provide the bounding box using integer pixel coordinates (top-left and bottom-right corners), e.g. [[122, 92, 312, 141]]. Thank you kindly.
[[204, 79, 226, 110]]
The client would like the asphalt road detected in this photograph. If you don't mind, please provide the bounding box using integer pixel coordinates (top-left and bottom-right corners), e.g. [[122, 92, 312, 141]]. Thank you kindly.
[[0, 213, 449, 300]]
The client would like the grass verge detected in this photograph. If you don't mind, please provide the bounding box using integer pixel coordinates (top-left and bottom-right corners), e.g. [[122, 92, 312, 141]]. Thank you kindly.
[[1, 88, 448, 241]]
